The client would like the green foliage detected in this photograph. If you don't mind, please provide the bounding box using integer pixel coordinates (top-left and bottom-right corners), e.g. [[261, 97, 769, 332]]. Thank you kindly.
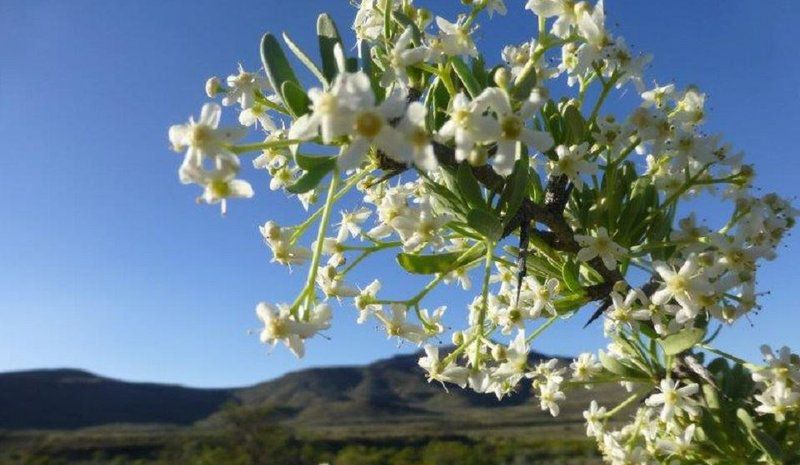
[[316, 14, 342, 83], [260, 34, 301, 109]]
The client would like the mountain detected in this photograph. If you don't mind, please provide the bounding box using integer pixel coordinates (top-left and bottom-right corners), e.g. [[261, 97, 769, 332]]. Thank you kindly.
[[0, 351, 625, 437], [0, 368, 233, 430]]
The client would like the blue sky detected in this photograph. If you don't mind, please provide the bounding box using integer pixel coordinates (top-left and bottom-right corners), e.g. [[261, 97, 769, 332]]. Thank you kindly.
[[1, 1, 798, 388]]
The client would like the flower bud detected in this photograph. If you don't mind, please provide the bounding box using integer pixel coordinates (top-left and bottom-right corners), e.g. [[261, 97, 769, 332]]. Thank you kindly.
[[493, 67, 510, 89], [491, 344, 507, 362], [205, 77, 222, 98], [451, 330, 464, 345], [260, 220, 282, 242]]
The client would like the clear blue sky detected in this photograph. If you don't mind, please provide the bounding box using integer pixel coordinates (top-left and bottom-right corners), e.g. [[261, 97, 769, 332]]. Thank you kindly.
[[1, 1, 798, 388]]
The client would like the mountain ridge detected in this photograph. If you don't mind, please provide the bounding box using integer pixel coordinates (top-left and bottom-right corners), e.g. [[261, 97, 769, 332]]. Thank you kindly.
[[0, 349, 620, 436]]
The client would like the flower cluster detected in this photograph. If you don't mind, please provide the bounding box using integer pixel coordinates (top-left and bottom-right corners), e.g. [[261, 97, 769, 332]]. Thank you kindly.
[[168, 0, 799, 462]]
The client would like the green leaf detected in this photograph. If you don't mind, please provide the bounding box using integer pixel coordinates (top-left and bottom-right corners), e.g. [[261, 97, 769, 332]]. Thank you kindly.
[[562, 103, 586, 144], [316, 13, 343, 83], [561, 260, 581, 292], [500, 156, 530, 224], [295, 154, 336, 171], [599, 351, 638, 377], [751, 430, 783, 462], [659, 327, 705, 356], [287, 163, 334, 194], [397, 252, 461, 274], [392, 11, 422, 44], [511, 60, 537, 100], [737, 408, 756, 431], [261, 33, 301, 107], [554, 292, 589, 314], [529, 168, 544, 204], [471, 55, 489, 89], [396, 247, 482, 275], [456, 162, 484, 209], [703, 384, 720, 410], [281, 81, 311, 117], [451, 56, 482, 98], [383, 0, 393, 39], [282, 32, 326, 85], [467, 208, 502, 242], [427, 77, 449, 130]]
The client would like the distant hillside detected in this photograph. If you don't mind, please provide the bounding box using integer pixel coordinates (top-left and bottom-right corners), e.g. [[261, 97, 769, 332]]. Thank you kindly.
[[0, 351, 625, 437], [0, 369, 233, 430]]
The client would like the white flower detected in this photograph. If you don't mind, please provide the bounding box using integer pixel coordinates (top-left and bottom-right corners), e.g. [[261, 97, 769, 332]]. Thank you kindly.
[[193, 159, 254, 214], [435, 16, 478, 57], [419, 345, 470, 388], [651, 257, 712, 323], [391, 202, 450, 250], [376, 303, 427, 344], [548, 143, 598, 190], [238, 101, 278, 131], [288, 47, 352, 143], [338, 81, 411, 170], [223, 64, 270, 109], [641, 83, 676, 109], [571, 352, 602, 382], [352, 0, 384, 42], [337, 207, 371, 241], [477, 87, 554, 175], [656, 424, 696, 455], [289, 81, 350, 144], [260, 221, 311, 266], [525, 0, 585, 38], [438, 92, 499, 163], [527, 278, 560, 317], [574, 227, 626, 270], [354, 279, 382, 324], [483, 0, 507, 17], [398, 102, 438, 171], [604, 289, 652, 333], [444, 266, 473, 290], [419, 306, 446, 336], [582, 400, 606, 437], [168, 103, 246, 185], [381, 27, 428, 87], [316, 265, 358, 299], [644, 378, 700, 422], [268, 163, 297, 191], [754, 383, 800, 422], [256, 302, 331, 358], [754, 345, 800, 387], [537, 379, 566, 416], [502, 41, 534, 78], [495, 331, 532, 381]]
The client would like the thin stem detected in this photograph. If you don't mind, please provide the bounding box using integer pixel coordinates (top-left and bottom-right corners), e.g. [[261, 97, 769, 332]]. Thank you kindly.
[[661, 162, 715, 208], [230, 139, 307, 154], [607, 138, 641, 168], [290, 169, 369, 243], [438, 62, 457, 96], [605, 388, 647, 419], [698, 344, 749, 365], [290, 171, 340, 317], [588, 74, 617, 125], [341, 241, 401, 275], [473, 241, 495, 368], [526, 314, 559, 343]]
